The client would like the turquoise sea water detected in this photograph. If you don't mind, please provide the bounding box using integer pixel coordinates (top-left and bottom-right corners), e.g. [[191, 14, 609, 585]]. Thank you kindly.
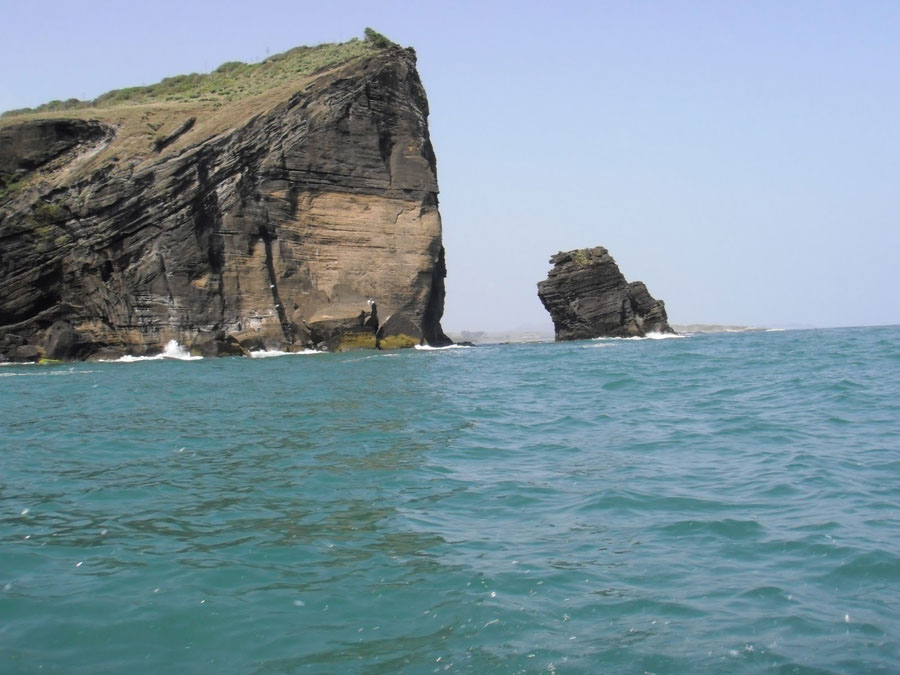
[[2, 326, 899, 674]]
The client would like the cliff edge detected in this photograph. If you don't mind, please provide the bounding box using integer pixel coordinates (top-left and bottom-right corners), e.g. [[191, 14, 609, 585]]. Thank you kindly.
[[537, 247, 673, 340], [0, 32, 450, 361]]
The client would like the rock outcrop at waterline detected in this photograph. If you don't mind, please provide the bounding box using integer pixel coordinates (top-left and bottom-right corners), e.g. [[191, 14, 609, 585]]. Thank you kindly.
[[537, 247, 674, 340], [0, 35, 450, 361]]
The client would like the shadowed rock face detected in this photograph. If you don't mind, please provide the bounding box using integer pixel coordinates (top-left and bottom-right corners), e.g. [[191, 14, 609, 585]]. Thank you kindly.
[[537, 247, 674, 340], [0, 119, 111, 175], [0, 46, 451, 361]]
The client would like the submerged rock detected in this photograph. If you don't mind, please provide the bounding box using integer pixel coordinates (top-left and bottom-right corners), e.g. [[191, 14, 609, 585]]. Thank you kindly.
[[0, 35, 450, 361], [537, 247, 674, 340]]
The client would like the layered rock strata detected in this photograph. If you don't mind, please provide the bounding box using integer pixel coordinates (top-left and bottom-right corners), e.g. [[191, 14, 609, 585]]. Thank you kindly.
[[0, 42, 450, 361], [537, 247, 674, 340]]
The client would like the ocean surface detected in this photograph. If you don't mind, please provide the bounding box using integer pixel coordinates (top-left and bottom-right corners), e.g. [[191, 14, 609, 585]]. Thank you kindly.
[[2, 326, 899, 674]]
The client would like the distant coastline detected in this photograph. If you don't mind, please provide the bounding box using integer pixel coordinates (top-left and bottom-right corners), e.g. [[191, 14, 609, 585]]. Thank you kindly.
[[671, 324, 763, 334], [447, 329, 554, 345], [448, 324, 767, 344]]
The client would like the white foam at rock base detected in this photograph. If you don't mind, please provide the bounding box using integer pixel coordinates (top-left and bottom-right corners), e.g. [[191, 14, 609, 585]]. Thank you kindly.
[[414, 344, 473, 351], [248, 349, 321, 358], [592, 332, 687, 341], [102, 340, 202, 362]]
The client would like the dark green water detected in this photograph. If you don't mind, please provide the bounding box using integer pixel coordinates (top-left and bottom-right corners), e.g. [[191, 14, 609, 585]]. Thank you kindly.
[[2, 326, 899, 673]]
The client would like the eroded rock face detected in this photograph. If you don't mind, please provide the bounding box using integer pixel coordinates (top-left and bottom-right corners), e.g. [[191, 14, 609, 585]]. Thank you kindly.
[[537, 247, 674, 340], [0, 119, 111, 176], [0, 46, 450, 360]]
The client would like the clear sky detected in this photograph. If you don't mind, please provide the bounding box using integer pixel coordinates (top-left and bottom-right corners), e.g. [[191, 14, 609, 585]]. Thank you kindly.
[[2, 1, 898, 331]]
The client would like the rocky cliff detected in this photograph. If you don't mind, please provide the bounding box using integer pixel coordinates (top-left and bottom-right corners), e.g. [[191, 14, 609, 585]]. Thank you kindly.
[[0, 35, 450, 361], [537, 247, 673, 340]]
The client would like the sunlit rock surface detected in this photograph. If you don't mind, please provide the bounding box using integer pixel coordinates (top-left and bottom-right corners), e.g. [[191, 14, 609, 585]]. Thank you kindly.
[[0, 44, 449, 360]]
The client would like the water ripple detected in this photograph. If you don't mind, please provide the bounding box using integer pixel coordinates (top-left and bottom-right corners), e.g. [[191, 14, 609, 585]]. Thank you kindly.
[[1, 326, 899, 672]]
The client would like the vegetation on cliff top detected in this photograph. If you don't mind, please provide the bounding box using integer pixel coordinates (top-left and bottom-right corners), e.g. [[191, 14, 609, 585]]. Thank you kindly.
[[573, 249, 591, 267], [2, 29, 400, 118]]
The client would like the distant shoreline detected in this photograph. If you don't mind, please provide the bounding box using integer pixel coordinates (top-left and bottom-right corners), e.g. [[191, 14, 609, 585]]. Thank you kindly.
[[447, 324, 766, 344], [670, 324, 762, 334]]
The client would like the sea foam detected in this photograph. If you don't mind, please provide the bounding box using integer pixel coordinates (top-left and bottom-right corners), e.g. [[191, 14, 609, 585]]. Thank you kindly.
[[592, 332, 686, 341], [103, 340, 201, 362], [248, 349, 321, 358], [414, 344, 472, 351]]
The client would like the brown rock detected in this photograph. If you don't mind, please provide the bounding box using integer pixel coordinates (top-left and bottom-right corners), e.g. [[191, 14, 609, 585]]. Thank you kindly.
[[14, 344, 42, 361], [43, 320, 81, 360], [189, 332, 246, 357]]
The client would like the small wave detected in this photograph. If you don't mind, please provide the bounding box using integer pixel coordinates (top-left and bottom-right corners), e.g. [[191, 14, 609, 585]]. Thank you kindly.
[[739, 585, 792, 601], [658, 518, 766, 539], [646, 331, 686, 340], [765, 328, 786, 332], [102, 340, 201, 362], [106, 354, 164, 363], [0, 368, 96, 377], [248, 349, 320, 358], [602, 377, 636, 390], [593, 332, 686, 341], [414, 344, 472, 351], [344, 352, 404, 362], [823, 549, 900, 583]]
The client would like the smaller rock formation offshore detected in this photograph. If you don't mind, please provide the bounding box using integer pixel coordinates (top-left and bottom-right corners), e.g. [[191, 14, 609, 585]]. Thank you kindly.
[[537, 247, 674, 340]]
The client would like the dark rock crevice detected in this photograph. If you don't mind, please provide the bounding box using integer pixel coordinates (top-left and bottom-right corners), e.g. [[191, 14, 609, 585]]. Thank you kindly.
[[422, 244, 451, 346], [0, 119, 111, 177], [259, 219, 293, 344], [153, 117, 196, 152]]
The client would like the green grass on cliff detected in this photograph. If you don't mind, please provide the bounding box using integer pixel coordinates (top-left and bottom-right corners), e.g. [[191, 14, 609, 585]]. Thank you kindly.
[[0, 173, 23, 200], [2, 29, 399, 118]]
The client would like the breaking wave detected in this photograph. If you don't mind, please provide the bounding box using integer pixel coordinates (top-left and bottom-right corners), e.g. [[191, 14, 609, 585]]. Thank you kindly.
[[103, 340, 201, 362], [414, 343, 473, 351], [248, 349, 321, 358], [593, 331, 687, 341]]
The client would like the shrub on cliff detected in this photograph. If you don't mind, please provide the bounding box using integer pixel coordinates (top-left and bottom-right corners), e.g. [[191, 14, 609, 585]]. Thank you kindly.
[[364, 28, 396, 49], [1, 33, 383, 116]]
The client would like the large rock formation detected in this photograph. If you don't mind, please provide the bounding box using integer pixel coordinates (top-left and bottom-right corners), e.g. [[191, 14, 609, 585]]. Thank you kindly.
[[537, 247, 674, 340], [0, 35, 450, 361]]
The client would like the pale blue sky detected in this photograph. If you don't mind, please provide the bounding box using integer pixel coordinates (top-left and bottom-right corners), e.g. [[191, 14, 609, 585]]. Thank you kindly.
[[2, 1, 898, 330]]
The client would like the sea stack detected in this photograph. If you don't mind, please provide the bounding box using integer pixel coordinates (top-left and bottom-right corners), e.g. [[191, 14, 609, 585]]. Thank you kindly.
[[537, 247, 674, 340], [0, 31, 450, 361]]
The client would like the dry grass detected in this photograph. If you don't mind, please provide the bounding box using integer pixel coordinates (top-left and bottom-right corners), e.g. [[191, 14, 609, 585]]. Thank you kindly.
[[2, 36, 382, 118], [0, 33, 402, 188], [0, 29, 404, 204]]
